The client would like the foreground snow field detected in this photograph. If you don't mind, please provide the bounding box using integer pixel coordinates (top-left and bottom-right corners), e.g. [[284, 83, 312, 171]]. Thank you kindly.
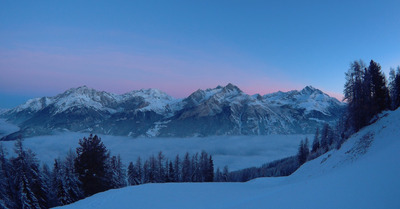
[[54, 109, 400, 209]]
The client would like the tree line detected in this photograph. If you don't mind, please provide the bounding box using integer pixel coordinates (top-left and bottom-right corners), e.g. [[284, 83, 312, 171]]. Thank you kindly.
[[344, 60, 400, 133], [223, 59, 400, 182], [1, 59, 398, 208], [0, 135, 215, 209]]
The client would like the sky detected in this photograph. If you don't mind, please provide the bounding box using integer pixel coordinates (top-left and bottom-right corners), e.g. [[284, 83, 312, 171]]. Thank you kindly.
[[1, 0, 399, 108]]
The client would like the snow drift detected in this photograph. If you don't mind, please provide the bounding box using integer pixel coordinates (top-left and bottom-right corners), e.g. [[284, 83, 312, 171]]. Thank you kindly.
[[54, 109, 400, 209]]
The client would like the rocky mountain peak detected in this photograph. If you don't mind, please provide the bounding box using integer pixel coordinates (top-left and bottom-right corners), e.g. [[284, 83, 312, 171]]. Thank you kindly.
[[223, 83, 242, 93], [300, 85, 323, 95]]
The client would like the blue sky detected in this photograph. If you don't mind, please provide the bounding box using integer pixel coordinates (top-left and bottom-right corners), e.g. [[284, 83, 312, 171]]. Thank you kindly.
[[1, 0, 400, 108]]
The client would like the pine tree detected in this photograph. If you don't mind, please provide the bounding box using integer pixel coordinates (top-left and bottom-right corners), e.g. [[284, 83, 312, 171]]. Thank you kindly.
[[191, 153, 199, 182], [53, 159, 67, 206], [368, 60, 390, 115], [167, 161, 175, 182], [41, 164, 57, 207], [389, 67, 400, 109], [127, 162, 135, 186], [110, 155, 126, 189], [395, 67, 400, 109], [134, 157, 143, 184], [173, 155, 181, 182], [63, 150, 83, 204], [311, 128, 320, 153], [206, 155, 214, 182], [156, 152, 165, 183], [297, 138, 309, 165], [222, 166, 229, 182], [0, 144, 14, 209], [148, 155, 157, 183], [344, 60, 368, 131], [75, 134, 112, 197], [320, 124, 331, 152], [181, 153, 191, 182], [142, 160, 150, 183], [12, 138, 41, 209]]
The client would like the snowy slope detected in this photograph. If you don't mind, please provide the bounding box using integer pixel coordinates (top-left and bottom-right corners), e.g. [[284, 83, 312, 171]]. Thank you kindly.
[[1, 84, 345, 139], [54, 109, 400, 209]]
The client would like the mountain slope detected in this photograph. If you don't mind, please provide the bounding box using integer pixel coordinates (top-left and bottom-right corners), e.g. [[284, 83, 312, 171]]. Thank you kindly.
[[1, 84, 345, 139], [54, 109, 400, 209]]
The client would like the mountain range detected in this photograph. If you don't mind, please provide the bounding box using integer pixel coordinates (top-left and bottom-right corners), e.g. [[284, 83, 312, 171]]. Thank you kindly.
[[0, 84, 346, 140]]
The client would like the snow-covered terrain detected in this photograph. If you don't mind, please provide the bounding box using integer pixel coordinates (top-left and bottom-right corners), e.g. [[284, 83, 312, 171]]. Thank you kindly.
[[0, 132, 308, 171], [0, 84, 345, 139], [54, 109, 400, 209]]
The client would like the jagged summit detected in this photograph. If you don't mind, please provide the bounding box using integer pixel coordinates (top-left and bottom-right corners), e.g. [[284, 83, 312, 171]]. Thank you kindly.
[[0, 84, 345, 139], [300, 85, 323, 95]]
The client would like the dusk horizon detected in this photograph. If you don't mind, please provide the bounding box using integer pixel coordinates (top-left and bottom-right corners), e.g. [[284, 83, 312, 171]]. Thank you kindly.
[[1, 1, 399, 108], [1, 1, 400, 208]]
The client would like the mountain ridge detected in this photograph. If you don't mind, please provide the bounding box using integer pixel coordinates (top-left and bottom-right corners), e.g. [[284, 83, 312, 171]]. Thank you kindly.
[[0, 84, 346, 140]]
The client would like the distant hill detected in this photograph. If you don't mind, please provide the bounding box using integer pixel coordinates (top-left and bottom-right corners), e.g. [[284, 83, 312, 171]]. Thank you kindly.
[[1, 84, 345, 140]]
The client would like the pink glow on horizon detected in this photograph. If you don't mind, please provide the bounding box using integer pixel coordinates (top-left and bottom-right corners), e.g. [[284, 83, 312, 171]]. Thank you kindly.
[[0, 49, 342, 100]]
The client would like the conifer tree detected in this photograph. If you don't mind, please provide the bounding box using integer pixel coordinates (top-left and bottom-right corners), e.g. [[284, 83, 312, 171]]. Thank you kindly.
[[368, 60, 390, 115], [110, 155, 126, 188], [311, 128, 320, 153], [0, 144, 14, 209], [181, 153, 191, 182], [156, 152, 165, 183], [222, 166, 229, 182], [368, 61, 388, 112], [206, 155, 214, 182], [75, 134, 112, 197], [53, 159, 68, 206], [389, 67, 400, 109], [12, 138, 42, 209], [127, 162, 135, 186], [167, 161, 175, 182], [134, 157, 143, 184], [63, 150, 83, 203], [297, 138, 309, 165], [41, 164, 56, 207], [344, 60, 367, 131], [173, 155, 181, 182], [215, 167, 222, 182]]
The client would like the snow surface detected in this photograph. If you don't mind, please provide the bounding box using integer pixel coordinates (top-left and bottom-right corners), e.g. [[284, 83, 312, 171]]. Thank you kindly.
[[54, 109, 400, 209], [0, 131, 309, 171], [263, 85, 344, 115]]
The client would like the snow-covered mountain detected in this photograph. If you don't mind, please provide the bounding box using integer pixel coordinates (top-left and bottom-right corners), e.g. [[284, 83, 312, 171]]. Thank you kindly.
[[0, 84, 345, 140], [54, 109, 400, 209]]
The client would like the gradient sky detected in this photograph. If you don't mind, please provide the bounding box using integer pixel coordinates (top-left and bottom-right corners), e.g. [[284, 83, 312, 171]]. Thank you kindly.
[[1, 0, 400, 108]]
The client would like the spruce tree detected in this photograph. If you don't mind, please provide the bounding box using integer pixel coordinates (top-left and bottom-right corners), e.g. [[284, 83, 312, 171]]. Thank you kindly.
[[12, 138, 42, 209], [389, 67, 400, 109], [53, 159, 68, 206], [311, 128, 320, 153], [181, 153, 191, 182], [215, 167, 222, 182], [75, 134, 112, 197], [206, 155, 214, 182], [167, 161, 175, 182], [222, 166, 229, 182], [127, 162, 135, 186], [63, 150, 83, 204], [344, 60, 367, 131], [173, 155, 181, 182], [368, 60, 390, 115], [110, 155, 126, 189], [134, 157, 143, 184], [0, 145, 14, 209]]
